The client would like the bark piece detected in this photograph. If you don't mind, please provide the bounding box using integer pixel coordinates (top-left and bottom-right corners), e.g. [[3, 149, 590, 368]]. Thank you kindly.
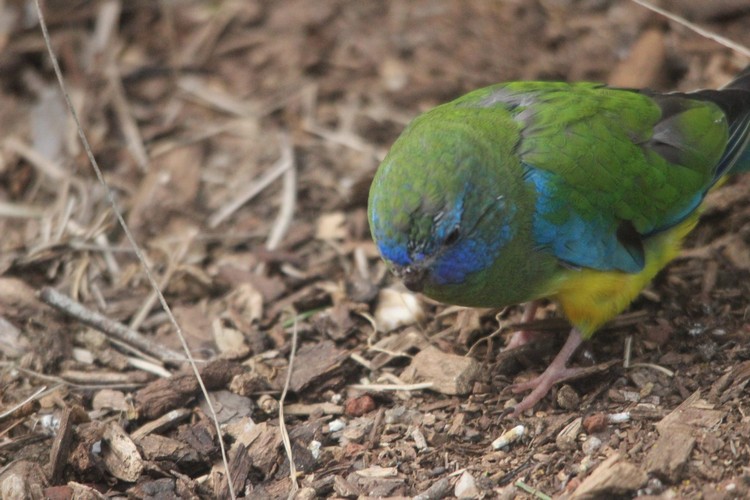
[[134, 359, 241, 419], [245, 422, 283, 476], [216, 443, 252, 499], [48, 406, 75, 484], [288, 340, 348, 392], [136, 434, 204, 471], [643, 431, 696, 483]]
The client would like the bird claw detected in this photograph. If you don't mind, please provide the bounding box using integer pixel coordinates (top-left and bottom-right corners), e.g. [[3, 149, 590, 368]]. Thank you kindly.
[[509, 367, 582, 415], [506, 327, 585, 415]]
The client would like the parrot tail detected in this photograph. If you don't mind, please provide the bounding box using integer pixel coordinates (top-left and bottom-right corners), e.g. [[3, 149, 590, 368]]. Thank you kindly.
[[691, 65, 750, 176], [724, 65, 750, 174]]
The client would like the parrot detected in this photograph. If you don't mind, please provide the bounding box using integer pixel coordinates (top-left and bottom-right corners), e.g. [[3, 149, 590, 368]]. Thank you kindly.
[[368, 66, 750, 415]]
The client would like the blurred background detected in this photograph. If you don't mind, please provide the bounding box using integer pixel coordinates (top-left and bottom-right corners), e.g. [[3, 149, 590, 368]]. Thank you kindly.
[[1, 1, 749, 498]]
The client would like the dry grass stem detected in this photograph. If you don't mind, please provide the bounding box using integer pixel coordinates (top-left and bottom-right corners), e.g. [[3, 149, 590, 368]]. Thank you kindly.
[[279, 315, 300, 498], [630, 0, 750, 58], [348, 382, 434, 392]]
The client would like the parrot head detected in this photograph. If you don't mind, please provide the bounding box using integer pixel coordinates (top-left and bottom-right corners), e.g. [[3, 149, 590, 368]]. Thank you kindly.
[[367, 106, 523, 302]]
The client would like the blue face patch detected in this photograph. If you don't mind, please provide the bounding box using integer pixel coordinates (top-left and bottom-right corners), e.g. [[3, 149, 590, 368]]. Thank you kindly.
[[430, 220, 513, 285], [370, 181, 514, 286], [376, 237, 410, 267]]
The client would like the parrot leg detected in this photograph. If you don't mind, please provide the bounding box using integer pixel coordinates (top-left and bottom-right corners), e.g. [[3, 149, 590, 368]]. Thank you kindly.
[[504, 301, 540, 350], [509, 327, 584, 415]]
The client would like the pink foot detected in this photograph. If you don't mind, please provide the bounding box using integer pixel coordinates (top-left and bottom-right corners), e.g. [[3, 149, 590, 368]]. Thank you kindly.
[[509, 327, 584, 415], [504, 301, 540, 350]]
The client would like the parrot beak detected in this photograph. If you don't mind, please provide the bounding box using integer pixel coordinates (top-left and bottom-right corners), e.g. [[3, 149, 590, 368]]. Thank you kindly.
[[395, 265, 427, 292]]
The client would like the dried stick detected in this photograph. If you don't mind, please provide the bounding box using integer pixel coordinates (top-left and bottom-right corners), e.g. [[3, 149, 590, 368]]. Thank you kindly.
[[38, 287, 183, 364]]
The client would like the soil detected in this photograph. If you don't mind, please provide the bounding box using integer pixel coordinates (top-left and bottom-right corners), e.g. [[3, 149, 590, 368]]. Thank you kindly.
[[1, 1, 749, 499]]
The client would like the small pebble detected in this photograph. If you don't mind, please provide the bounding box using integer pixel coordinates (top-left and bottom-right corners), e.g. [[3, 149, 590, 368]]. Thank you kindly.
[[582, 412, 607, 433], [345, 395, 376, 417], [454, 470, 480, 499], [582, 436, 602, 455], [556, 384, 580, 410], [328, 419, 346, 432], [411, 428, 429, 450]]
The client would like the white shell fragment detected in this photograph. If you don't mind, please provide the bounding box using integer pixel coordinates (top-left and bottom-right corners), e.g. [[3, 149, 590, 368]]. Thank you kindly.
[[607, 412, 631, 424], [374, 287, 425, 332], [492, 424, 526, 450]]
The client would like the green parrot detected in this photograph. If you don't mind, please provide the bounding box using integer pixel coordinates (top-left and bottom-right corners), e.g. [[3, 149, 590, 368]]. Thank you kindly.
[[368, 66, 750, 414]]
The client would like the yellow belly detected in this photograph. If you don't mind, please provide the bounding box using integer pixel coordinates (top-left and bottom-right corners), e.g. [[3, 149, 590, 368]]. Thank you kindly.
[[549, 213, 700, 338]]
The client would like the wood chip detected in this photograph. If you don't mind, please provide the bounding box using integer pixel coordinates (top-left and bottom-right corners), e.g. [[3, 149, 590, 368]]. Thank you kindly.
[[91, 389, 130, 413], [101, 422, 144, 482], [240, 421, 283, 476], [403, 346, 481, 395], [0, 461, 47, 500], [643, 432, 696, 482], [370, 328, 429, 369], [571, 453, 647, 499], [216, 443, 252, 499], [556, 417, 582, 451]]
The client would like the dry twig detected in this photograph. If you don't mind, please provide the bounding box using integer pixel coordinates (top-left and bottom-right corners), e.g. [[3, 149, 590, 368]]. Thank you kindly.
[[38, 287, 183, 364]]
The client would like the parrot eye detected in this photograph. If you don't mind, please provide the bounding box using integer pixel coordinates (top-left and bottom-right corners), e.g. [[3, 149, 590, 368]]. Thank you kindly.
[[444, 227, 461, 246]]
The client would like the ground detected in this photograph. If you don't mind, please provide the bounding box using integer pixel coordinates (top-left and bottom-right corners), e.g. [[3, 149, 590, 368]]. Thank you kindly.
[[1, 1, 750, 499]]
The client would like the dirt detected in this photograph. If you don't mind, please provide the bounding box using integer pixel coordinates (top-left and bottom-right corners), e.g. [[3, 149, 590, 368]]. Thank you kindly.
[[1, 1, 749, 499]]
